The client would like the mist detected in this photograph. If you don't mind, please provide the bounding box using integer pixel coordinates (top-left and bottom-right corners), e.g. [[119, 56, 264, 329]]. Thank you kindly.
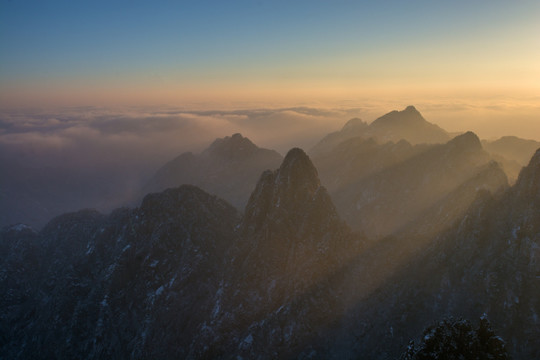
[[2, 102, 539, 229], [0, 106, 363, 227], [0, 106, 366, 164]]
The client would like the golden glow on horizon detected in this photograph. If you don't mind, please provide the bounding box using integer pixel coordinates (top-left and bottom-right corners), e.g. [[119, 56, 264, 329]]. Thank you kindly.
[[2, 73, 539, 142], [2, 73, 539, 107]]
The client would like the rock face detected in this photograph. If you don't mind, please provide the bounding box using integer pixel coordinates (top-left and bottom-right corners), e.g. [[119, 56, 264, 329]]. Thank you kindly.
[[513, 148, 540, 201], [1, 185, 240, 359], [142, 133, 283, 210], [239, 148, 359, 303], [188, 148, 363, 358]]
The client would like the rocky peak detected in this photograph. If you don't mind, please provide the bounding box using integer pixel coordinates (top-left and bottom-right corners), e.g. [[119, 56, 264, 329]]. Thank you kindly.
[[341, 117, 368, 132], [446, 131, 482, 152], [203, 133, 259, 159], [242, 148, 340, 235], [371, 105, 426, 127], [235, 147, 357, 321], [404, 105, 418, 112], [513, 148, 540, 201], [275, 147, 320, 196]]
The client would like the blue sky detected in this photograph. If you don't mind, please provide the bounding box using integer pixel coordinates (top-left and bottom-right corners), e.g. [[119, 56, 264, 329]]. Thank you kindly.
[[1, 0, 539, 106]]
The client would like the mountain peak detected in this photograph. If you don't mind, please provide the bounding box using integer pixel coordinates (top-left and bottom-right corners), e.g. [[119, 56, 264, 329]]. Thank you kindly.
[[341, 117, 368, 132], [404, 105, 418, 113], [371, 105, 426, 127], [274, 148, 321, 207], [365, 106, 449, 145], [447, 131, 482, 151], [529, 148, 540, 167], [278, 148, 320, 193], [514, 148, 540, 200], [204, 133, 259, 158], [243, 148, 332, 233]]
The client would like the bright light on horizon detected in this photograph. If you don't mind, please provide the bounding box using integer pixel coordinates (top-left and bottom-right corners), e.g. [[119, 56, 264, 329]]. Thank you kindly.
[[0, 1, 539, 141]]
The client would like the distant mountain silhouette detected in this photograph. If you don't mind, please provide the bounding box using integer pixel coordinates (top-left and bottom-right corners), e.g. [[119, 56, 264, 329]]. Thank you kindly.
[[369, 105, 450, 144], [313, 136, 431, 193], [483, 135, 540, 165], [310, 106, 450, 155], [142, 133, 283, 210], [310, 117, 369, 155]]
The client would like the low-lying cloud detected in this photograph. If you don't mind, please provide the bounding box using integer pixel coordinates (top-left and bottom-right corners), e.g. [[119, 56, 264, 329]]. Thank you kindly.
[[0, 106, 363, 177]]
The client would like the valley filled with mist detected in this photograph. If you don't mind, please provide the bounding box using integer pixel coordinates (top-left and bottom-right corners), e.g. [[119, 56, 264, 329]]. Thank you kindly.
[[2, 105, 539, 359]]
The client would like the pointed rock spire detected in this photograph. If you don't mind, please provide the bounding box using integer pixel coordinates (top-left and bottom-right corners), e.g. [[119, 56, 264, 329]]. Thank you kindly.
[[275, 147, 320, 199], [242, 148, 343, 237], [514, 148, 540, 201]]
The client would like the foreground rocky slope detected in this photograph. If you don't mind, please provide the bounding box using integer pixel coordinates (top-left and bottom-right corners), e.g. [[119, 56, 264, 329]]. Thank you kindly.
[[1, 146, 539, 359], [1, 148, 364, 359], [1, 186, 240, 358], [305, 149, 540, 359]]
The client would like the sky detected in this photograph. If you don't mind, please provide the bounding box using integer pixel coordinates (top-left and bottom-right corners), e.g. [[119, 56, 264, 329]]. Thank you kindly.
[[1, 0, 540, 138]]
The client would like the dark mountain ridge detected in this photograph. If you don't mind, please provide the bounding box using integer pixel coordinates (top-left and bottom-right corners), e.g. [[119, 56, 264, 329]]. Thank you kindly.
[[483, 135, 540, 166]]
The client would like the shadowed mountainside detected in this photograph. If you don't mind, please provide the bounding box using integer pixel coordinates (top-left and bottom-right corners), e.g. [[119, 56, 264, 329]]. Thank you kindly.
[[142, 133, 283, 211], [483, 136, 540, 166], [332, 132, 507, 237], [1, 185, 240, 359], [312, 148, 540, 359]]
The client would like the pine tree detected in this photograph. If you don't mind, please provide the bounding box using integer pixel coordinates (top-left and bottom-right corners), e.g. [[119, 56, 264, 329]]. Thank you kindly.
[[400, 316, 511, 359]]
